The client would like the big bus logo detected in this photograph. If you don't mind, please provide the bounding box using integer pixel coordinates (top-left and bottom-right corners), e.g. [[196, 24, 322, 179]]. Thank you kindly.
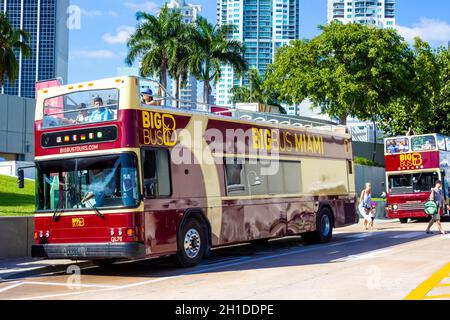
[[399, 153, 423, 168], [142, 111, 178, 147]]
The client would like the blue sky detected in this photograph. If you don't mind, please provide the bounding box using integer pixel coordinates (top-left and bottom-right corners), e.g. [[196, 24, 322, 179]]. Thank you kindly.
[[68, 0, 450, 84]]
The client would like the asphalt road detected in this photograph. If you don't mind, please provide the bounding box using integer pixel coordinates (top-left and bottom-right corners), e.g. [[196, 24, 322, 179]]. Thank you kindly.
[[1, 220, 450, 300]]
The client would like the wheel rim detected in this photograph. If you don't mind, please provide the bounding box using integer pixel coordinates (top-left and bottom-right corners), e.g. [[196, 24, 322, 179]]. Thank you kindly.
[[321, 214, 331, 236], [184, 228, 201, 259]]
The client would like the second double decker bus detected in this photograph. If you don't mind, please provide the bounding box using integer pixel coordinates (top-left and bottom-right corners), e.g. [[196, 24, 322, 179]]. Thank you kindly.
[[29, 76, 358, 267], [384, 134, 450, 223]]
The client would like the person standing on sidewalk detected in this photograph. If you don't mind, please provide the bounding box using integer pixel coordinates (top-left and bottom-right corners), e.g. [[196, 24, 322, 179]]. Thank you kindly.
[[426, 180, 446, 235], [359, 182, 374, 231]]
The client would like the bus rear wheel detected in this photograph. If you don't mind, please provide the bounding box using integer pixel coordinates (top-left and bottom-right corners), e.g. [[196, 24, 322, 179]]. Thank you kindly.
[[302, 207, 334, 244], [175, 219, 207, 268], [399, 218, 408, 224]]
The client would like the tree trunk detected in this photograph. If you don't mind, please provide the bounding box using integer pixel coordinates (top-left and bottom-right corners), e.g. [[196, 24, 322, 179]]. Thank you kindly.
[[339, 114, 348, 125], [203, 80, 211, 108], [160, 66, 168, 106], [174, 76, 180, 108], [370, 108, 377, 164]]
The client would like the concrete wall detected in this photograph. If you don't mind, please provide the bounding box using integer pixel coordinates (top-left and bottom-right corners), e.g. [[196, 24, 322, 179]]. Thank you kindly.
[[0, 94, 35, 161], [353, 141, 385, 166], [355, 164, 386, 198], [0, 161, 35, 179], [0, 217, 34, 259]]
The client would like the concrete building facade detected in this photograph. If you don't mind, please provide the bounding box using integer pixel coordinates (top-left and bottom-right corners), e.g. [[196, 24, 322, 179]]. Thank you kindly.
[[327, 0, 396, 29], [0, 94, 35, 162]]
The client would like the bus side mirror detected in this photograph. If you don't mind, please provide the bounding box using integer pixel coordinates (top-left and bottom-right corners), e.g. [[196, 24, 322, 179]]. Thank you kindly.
[[18, 169, 25, 189], [381, 192, 387, 199]]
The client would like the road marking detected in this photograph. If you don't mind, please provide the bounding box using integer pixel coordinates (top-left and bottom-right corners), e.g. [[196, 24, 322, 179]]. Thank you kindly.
[[346, 232, 387, 239], [19, 239, 363, 300], [0, 282, 23, 294], [331, 249, 392, 263], [392, 232, 424, 239], [405, 262, 450, 300], [22, 281, 118, 289]]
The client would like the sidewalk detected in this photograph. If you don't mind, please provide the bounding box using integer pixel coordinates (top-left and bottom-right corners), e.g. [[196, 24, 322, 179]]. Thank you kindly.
[[0, 257, 91, 281]]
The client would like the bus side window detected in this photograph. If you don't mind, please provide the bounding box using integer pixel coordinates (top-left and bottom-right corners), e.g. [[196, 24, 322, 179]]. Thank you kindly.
[[224, 159, 246, 195], [142, 149, 171, 198]]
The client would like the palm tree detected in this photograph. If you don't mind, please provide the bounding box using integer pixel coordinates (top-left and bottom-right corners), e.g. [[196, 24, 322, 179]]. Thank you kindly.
[[167, 23, 196, 108], [229, 68, 282, 110], [190, 17, 247, 105], [126, 6, 185, 103], [0, 12, 31, 87]]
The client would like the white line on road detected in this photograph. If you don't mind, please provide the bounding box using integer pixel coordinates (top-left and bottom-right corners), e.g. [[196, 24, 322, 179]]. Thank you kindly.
[[331, 249, 392, 263], [22, 281, 119, 289], [19, 239, 363, 300], [0, 282, 24, 294], [346, 232, 387, 239], [391, 232, 425, 239]]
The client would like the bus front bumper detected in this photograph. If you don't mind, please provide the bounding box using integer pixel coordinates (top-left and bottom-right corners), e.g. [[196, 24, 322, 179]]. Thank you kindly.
[[32, 242, 146, 260]]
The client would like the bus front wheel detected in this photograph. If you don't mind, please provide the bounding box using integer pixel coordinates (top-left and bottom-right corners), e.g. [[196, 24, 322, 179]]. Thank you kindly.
[[302, 207, 334, 244], [399, 218, 408, 224], [175, 219, 207, 268]]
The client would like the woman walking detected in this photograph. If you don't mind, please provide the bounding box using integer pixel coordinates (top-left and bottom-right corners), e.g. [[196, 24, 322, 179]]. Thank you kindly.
[[359, 183, 374, 231]]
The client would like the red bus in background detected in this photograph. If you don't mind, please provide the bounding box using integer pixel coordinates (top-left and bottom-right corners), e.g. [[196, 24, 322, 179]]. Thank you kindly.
[[384, 134, 450, 223], [30, 76, 358, 267]]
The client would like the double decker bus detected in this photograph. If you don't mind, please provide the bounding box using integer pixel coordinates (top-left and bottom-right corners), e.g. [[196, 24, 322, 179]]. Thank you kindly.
[[29, 76, 358, 267], [384, 134, 450, 223]]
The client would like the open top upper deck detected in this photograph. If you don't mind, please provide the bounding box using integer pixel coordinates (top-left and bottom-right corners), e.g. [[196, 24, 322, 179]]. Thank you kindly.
[[384, 134, 450, 173], [34, 76, 353, 160]]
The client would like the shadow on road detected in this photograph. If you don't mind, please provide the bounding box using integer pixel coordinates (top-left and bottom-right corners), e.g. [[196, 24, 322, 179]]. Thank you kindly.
[[70, 228, 443, 280]]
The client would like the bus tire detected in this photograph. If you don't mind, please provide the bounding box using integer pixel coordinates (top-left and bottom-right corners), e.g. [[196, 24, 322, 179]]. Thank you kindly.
[[399, 218, 408, 224], [302, 207, 334, 244], [175, 218, 207, 268]]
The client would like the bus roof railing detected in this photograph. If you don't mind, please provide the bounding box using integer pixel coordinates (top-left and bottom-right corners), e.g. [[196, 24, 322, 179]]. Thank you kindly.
[[138, 78, 346, 133]]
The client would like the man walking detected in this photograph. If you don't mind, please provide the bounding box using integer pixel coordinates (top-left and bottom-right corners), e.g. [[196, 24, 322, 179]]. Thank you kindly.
[[426, 180, 446, 235]]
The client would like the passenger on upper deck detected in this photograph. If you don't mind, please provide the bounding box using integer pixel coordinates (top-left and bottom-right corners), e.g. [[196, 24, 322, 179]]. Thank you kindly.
[[141, 88, 159, 106], [88, 97, 113, 122], [75, 103, 89, 123]]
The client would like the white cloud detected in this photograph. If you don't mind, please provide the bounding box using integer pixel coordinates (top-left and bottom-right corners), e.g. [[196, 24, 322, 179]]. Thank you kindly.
[[71, 50, 116, 59], [80, 9, 103, 17], [102, 26, 136, 45], [397, 18, 450, 44], [108, 10, 119, 18], [124, 1, 159, 13]]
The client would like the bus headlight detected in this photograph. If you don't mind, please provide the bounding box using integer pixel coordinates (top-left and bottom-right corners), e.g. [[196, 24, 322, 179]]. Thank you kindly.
[[392, 204, 399, 211]]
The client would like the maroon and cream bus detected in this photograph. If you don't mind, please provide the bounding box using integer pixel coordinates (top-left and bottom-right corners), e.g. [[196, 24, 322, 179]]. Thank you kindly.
[[29, 76, 358, 267], [384, 134, 450, 223]]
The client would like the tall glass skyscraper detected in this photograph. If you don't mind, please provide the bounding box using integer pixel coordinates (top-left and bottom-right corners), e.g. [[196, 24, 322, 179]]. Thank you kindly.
[[216, 0, 300, 106], [327, 0, 395, 29], [0, 0, 69, 99]]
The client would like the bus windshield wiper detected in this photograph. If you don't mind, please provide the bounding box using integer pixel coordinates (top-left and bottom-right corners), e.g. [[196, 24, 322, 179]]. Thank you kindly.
[[52, 207, 64, 221], [79, 192, 105, 219]]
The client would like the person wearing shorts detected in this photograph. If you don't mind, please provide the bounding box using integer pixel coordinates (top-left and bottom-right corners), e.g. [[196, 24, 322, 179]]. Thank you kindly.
[[359, 182, 373, 231], [426, 180, 446, 235]]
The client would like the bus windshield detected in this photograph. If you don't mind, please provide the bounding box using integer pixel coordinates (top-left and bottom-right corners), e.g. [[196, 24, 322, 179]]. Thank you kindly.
[[388, 172, 439, 195], [43, 88, 119, 129], [36, 154, 140, 211]]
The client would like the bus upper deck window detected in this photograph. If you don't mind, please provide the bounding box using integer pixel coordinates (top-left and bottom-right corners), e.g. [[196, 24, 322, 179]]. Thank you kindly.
[[43, 89, 119, 129]]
